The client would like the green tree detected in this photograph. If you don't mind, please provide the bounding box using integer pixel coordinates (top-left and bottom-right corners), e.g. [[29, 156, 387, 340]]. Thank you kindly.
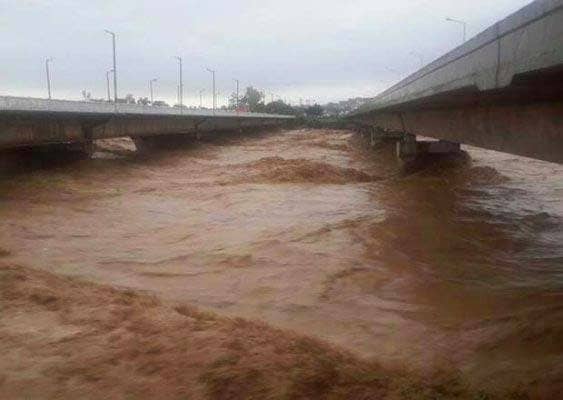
[[305, 104, 323, 118], [124, 94, 136, 104], [227, 92, 238, 110], [239, 86, 265, 112], [264, 100, 298, 116]]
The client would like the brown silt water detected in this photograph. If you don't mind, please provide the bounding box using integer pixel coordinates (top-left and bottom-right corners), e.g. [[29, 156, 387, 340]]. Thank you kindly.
[[1, 129, 562, 396]]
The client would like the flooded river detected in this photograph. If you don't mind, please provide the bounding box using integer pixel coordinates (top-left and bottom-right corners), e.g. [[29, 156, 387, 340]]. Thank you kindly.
[[1, 129, 562, 395]]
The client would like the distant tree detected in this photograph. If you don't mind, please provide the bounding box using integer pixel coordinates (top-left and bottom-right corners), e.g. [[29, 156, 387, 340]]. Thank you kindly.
[[152, 100, 169, 107], [137, 97, 150, 105], [324, 102, 340, 116], [239, 86, 264, 112], [124, 94, 136, 104], [305, 104, 323, 118], [228, 92, 238, 110], [264, 100, 298, 116]]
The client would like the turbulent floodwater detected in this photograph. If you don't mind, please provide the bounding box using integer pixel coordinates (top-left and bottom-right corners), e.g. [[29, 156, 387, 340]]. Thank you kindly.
[[1, 129, 562, 395]]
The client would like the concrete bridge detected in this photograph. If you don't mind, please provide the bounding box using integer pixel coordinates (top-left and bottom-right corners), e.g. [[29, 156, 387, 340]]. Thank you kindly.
[[350, 0, 563, 164], [0, 96, 294, 154]]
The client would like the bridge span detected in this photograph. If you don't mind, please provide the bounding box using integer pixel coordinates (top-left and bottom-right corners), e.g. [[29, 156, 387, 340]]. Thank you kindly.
[[0, 96, 294, 153], [350, 0, 563, 164]]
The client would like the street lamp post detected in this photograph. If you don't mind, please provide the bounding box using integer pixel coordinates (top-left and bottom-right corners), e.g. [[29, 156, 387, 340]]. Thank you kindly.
[[199, 89, 205, 108], [106, 69, 113, 102], [104, 30, 118, 103], [206, 68, 216, 112], [446, 17, 467, 43], [149, 78, 157, 103], [45, 57, 53, 99], [233, 78, 240, 110], [173, 56, 183, 109]]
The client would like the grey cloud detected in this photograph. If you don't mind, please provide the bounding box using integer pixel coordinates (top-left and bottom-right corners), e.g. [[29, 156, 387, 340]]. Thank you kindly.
[[0, 0, 532, 104]]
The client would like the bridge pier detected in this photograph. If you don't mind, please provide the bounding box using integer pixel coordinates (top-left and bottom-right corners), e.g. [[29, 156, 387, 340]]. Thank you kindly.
[[131, 136, 154, 154], [64, 139, 94, 158], [131, 133, 199, 154], [359, 126, 404, 146], [362, 126, 462, 162], [370, 127, 403, 146], [396, 134, 461, 162], [396, 134, 417, 161]]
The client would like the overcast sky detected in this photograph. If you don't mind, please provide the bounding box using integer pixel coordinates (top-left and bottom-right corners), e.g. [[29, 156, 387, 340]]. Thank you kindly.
[[1, 0, 532, 106]]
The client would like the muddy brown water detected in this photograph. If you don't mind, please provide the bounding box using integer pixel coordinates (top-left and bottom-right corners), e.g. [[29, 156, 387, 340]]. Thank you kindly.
[[1, 129, 562, 395]]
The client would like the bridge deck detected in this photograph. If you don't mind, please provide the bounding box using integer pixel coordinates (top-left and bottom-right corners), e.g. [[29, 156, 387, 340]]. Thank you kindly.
[[0, 96, 293, 119], [0, 96, 294, 150], [355, 0, 563, 114], [351, 0, 563, 164]]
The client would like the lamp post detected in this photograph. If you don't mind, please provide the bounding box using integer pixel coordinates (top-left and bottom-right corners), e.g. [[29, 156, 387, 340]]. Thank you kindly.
[[104, 30, 118, 103], [173, 56, 183, 108], [233, 78, 240, 110], [199, 89, 205, 108], [206, 68, 216, 112], [45, 57, 53, 99], [446, 17, 467, 43], [149, 78, 157, 103], [106, 69, 113, 102]]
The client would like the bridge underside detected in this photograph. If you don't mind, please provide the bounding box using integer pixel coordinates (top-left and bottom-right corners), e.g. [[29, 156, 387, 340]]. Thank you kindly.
[[0, 113, 286, 151], [353, 67, 563, 164]]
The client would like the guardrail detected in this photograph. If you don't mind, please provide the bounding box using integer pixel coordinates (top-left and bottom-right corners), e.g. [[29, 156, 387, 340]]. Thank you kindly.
[[0, 96, 295, 120], [353, 0, 563, 115]]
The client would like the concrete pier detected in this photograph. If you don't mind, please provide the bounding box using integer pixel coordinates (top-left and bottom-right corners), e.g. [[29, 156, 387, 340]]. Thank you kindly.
[[396, 134, 461, 162]]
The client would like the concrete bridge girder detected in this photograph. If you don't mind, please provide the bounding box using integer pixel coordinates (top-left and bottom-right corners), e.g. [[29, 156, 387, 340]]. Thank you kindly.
[[358, 101, 563, 164], [0, 116, 84, 148], [359, 1, 563, 112], [0, 114, 288, 151], [351, 0, 563, 164], [91, 117, 199, 139]]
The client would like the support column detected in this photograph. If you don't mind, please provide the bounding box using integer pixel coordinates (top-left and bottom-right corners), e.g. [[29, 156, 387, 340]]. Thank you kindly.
[[396, 134, 461, 162], [77, 125, 95, 158], [396, 133, 418, 161], [131, 136, 154, 154]]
